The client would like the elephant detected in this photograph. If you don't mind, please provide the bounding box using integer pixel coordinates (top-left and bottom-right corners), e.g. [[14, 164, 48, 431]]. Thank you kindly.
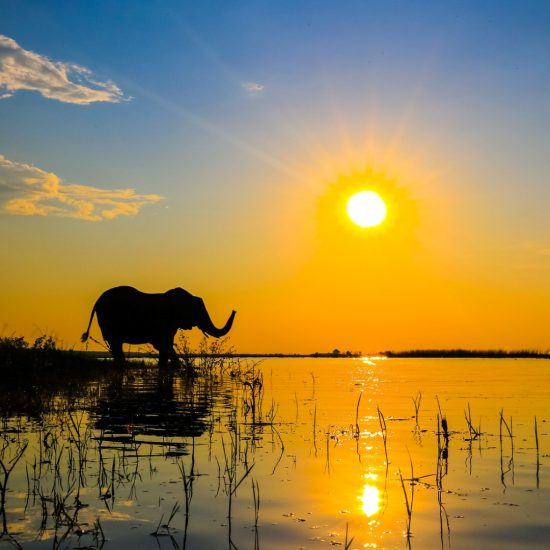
[[81, 286, 236, 367]]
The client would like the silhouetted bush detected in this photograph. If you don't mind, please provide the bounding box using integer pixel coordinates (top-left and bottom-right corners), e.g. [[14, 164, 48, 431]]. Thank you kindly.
[[0, 334, 107, 374]]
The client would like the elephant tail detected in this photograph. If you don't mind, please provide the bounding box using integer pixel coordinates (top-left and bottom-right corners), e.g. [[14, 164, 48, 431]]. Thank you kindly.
[[81, 303, 97, 343]]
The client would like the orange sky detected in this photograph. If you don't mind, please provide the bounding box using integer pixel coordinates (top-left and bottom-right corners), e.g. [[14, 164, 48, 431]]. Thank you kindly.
[[3, 150, 550, 353]]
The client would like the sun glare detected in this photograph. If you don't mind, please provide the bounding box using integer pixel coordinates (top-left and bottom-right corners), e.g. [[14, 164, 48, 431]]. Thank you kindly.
[[347, 191, 387, 228], [360, 483, 381, 517]]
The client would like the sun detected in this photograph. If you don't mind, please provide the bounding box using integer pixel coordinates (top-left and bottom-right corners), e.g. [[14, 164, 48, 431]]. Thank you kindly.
[[346, 190, 387, 228]]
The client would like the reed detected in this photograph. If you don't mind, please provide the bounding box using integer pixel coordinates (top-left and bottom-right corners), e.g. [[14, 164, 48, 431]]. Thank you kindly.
[[252, 478, 260, 527], [92, 517, 105, 548], [377, 406, 389, 474], [435, 411, 450, 548], [325, 430, 331, 475], [499, 409, 515, 488], [412, 391, 422, 425], [535, 415, 540, 488], [398, 468, 413, 544], [464, 402, 481, 440], [499, 411, 514, 453], [436, 396, 450, 446], [150, 501, 180, 538], [0, 437, 28, 534], [344, 522, 354, 549], [178, 439, 196, 549], [252, 478, 260, 549], [354, 391, 363, 438]]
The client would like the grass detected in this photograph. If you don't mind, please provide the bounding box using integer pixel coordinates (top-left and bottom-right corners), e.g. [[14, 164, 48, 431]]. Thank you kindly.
[[0, 334, 119, 418], [0, 334, 109, 374]]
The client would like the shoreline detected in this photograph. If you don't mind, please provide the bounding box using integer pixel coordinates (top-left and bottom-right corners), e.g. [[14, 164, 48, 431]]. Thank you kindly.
[[82, 350, 550, 360]]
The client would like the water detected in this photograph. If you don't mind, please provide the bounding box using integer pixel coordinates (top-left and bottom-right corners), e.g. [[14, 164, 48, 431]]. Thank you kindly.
[[1, 357, 549, 549]]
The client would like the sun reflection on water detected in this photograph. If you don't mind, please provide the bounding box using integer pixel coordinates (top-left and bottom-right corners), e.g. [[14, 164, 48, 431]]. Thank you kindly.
[[361, 355, 387, 366], [359, 483, 381, 517]]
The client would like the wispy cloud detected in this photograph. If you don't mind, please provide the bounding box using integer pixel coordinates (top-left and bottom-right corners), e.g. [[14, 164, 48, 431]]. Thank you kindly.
[[509, 241, 550, 271], [242, 81, 265, 95], [0, 34, 128, 104], [0, 154, 162, 221]]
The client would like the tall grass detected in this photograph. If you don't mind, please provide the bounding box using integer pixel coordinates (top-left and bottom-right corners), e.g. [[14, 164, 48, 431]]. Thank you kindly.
[[0, 334, 108, 374]]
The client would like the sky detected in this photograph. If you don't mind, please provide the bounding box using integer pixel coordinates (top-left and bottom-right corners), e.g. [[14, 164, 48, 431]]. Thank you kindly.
[[1, 1, 550, 353]]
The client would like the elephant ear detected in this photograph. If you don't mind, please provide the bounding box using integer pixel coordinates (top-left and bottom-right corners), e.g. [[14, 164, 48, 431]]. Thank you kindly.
[[165, 287, 195, 329]]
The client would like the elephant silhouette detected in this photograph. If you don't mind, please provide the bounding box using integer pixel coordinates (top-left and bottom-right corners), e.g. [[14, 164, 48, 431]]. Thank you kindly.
[[81, 286, 236, 366]]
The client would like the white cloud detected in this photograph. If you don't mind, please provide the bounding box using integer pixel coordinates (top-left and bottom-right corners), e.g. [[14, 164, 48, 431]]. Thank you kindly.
[[242, 81, 265, 95], [0, 34, 128, 104], [0, 154, 162, 221]]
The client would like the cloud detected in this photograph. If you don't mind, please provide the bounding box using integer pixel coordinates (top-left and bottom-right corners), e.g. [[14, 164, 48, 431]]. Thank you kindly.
[[0, 34, 128, 104], [0, 154, 162, 221], [519, 241, 550, 257], [242, 81, 265, 95], [509, 241, 550, 271]]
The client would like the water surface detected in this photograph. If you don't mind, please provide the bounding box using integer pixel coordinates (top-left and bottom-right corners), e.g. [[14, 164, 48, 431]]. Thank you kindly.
[[1, 357, 549, 549]]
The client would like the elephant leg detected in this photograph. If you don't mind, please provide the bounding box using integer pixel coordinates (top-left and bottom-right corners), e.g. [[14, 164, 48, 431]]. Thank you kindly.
[[168, 346, 180, 368], [155, 339, 179, 369], [108, 340, 125, 367], [156, 344, 169, 369]]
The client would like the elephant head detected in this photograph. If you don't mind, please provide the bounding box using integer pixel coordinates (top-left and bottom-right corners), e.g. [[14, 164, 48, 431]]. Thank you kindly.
[[167, 288, 236, 337]]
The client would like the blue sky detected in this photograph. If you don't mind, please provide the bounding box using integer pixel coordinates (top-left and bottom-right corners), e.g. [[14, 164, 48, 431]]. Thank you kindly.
[[2, 2, 549, 181], [3, 1, 549, 193]]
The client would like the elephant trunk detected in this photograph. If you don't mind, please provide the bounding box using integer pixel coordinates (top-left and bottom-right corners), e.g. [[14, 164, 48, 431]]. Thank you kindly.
[[199, 307, 236, 338]]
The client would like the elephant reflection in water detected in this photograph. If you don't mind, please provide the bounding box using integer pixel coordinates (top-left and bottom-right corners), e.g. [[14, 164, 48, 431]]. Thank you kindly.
[[94, 368, 217, 441], [81, 286, 236, 367]]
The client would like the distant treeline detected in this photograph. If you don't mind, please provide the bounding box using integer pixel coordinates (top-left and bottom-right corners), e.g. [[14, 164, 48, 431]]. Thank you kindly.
[[382, 349, 550, 359], [86, 350, 363, 359], [198, 351, 363, 358], [4, 335, 550, 363]]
